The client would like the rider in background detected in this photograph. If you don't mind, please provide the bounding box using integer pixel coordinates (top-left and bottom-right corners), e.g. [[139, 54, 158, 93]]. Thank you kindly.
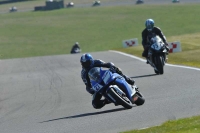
[[141, 19, 169, 63], [70, 42, 81, 54], [80, 53, 135, 109]]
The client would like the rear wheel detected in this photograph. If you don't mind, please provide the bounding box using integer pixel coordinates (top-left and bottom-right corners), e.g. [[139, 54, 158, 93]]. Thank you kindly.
[[107, 88, 133, 109], [133, 92, 145, 106]]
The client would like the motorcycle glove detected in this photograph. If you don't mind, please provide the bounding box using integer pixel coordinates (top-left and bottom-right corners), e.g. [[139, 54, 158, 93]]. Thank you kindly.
[[110, 66, 122, 75]]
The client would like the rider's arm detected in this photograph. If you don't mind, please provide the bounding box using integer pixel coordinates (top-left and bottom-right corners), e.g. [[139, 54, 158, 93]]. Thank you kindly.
[[155, 27, 167, 43], [93, 60, 114, 68], [142, 29, 148, 47]]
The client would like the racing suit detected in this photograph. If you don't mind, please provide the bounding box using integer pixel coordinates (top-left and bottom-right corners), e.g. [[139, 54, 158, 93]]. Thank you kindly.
[[142, 27, 169, 58], [81, 59, 134, 109]]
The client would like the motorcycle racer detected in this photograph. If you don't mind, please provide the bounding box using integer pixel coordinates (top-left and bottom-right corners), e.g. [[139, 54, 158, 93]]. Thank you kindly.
[[70, 42, 81, 54], [142, 19, 169, 62], [80, 53, 135, 109]]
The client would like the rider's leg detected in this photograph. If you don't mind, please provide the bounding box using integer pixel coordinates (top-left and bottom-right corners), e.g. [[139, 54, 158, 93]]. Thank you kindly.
[[142, 47, 149, 64], [92, 92, 110, 109]]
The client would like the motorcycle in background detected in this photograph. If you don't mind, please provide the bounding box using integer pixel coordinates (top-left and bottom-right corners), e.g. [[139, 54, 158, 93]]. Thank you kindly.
[[9, 6, 17, 12], [88, 67, 145, 109], [136, 0, 144, 4], [92, 1, 101, 7], [147, 35, 168, 74]]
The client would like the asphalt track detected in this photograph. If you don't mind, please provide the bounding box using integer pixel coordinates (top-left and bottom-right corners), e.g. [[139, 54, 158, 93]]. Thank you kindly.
[[0, 51, 200, 133], [1, 1, 200, 133]]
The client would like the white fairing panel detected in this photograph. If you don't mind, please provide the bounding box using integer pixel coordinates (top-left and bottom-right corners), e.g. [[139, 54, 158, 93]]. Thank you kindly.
[[102, 71, 111, 84], [151, 36, 164, 50]]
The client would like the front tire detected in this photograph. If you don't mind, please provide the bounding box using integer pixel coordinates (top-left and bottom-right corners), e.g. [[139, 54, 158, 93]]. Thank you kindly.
[[154, 56, 164, 74], [107, 88, 133, 109]]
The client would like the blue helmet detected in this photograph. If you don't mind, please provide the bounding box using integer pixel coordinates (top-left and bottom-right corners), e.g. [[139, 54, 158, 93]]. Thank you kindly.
[[145, 19, 154, 31], [80, 53, 94, 68]]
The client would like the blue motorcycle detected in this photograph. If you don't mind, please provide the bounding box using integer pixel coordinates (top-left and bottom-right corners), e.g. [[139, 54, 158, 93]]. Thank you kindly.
[[88, 67, 145, 109]]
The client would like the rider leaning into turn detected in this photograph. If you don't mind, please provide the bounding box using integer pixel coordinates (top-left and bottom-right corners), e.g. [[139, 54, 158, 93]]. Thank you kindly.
[[141, 19, 169, 63], [80, 53, 135, 109]]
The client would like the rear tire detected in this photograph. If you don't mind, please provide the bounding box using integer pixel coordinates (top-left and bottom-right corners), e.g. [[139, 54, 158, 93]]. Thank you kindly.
[[134, 92, 145, 106], [107, 88, 133, 109]]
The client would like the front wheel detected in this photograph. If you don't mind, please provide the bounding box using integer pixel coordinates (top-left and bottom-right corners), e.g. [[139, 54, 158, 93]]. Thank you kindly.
[[154, 55, 164, 74], [107, 87, 133, 109]]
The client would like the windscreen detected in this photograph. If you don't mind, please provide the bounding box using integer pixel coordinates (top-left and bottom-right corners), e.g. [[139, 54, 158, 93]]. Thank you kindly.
[[151, 36, 163, 45], [88, 67, 101, 83]]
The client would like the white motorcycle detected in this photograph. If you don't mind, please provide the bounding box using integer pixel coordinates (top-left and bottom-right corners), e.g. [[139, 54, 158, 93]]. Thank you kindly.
[[147, 35, 168, 74]]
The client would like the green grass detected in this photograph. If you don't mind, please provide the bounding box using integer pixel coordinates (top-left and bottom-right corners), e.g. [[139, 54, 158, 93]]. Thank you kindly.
[[122, 115, 200, 133]]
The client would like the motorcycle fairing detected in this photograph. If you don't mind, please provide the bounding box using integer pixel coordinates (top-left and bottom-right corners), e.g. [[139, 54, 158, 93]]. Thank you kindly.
[[89, 67, 135, 102]]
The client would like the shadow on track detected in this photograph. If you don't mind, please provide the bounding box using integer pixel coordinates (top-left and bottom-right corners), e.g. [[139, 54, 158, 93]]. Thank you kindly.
[[40, 107, 129, 123], [131, 74, 158, 79]]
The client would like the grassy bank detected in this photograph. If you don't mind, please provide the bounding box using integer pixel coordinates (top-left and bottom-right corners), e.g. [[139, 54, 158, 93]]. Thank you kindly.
[[122, 115, 200, 133]]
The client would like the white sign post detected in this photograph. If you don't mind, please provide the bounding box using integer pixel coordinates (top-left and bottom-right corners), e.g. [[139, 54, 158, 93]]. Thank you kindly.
[[122, 38, 138, 48], [168, 41, 182, 53]]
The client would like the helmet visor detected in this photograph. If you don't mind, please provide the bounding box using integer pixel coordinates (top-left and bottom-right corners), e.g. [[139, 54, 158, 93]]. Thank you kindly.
[[146, 25, 153, 31], [81, 60, 91, 68]]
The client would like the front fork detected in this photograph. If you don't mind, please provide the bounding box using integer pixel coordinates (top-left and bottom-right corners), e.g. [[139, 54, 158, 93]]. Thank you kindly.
[[148, 52, 166, 68]]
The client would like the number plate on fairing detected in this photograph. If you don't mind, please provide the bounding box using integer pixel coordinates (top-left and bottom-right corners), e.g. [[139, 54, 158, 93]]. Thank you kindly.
[[92, 83, 103, 92], [151, 43, 161, 50]]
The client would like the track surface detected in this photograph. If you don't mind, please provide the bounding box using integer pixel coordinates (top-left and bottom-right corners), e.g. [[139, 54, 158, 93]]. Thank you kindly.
[[0, 51, 200, 133]]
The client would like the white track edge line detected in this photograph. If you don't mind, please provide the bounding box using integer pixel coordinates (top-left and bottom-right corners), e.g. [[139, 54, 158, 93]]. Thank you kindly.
[[109, 50, 200, 71]]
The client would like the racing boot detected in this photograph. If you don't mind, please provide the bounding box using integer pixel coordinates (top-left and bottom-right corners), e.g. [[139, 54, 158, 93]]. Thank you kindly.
[[114, 103, 119, 106], [103, 99, 111, 105]]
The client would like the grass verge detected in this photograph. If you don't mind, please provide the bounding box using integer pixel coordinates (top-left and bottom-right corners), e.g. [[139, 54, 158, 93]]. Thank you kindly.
[[122, 115, 200, 133]]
